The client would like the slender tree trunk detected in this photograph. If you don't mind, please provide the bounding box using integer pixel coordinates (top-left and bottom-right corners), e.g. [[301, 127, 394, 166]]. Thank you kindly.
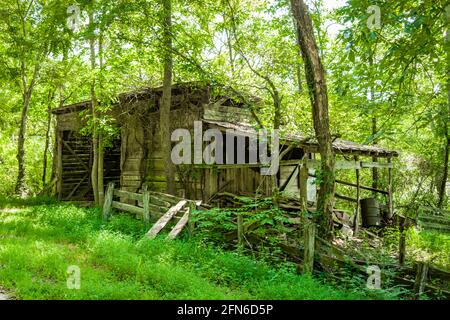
[[160, 0, 176, 195], [98, 134, 104, 204], [15, 91, 32, 196], [97, 29, 105, 205], [438, 25, 450, 208], [42, 89, 55, 187], [369, 54, 379, 195], [89, 10, 99, 204], [291, 0, 335, 238], [225, 27, 235, 78], [292, 17, 304, 94], [273, 90, 282, 130], [371, 117, 379, 193]]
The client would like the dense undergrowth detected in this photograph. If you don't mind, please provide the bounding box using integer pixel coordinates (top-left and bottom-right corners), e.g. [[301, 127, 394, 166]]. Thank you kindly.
[[0, 197, 369, 300], [0, 197, 447, 300]]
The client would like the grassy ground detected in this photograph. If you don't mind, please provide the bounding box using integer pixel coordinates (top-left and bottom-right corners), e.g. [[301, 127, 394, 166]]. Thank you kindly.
[[0, 198, 391, 300]]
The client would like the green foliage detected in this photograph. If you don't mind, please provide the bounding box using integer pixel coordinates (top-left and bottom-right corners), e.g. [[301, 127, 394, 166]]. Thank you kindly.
[[191, 196, 299, 251], [0, 200, 372, 300]]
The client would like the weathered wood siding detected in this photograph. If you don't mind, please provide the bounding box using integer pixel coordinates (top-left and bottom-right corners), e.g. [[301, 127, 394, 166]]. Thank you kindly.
[[55, 108, 121, 200]]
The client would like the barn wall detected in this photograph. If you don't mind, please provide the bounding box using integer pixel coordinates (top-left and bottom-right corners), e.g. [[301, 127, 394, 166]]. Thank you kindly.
[[55, 110, 121, 200], [118, 89, 207, 196]]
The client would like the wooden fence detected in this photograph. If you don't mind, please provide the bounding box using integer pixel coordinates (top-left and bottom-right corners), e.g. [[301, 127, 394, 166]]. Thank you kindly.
[[102, 182, 200, 239], [417, 206, 450, 233]]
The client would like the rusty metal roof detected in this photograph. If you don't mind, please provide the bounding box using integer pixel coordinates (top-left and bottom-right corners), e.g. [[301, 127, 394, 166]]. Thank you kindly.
[[203, 120, 399, 158]]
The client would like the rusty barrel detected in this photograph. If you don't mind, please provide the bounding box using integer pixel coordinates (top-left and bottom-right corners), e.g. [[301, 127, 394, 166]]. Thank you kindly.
[[360, 198, 381, 227]]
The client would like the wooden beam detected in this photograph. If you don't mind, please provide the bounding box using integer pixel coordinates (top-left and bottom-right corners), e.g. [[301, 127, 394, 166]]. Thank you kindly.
[[335, 193, 358, 203], [57, 130, 63, 200], [112, 201, 144, 216], [299, 164, 308, 209], [282, 159, 393, 170], [143, 185, 150, 223], [65, 174, 88, 200], [167, 209, 190, 240], [62, 140, 90, 172], [280, 165, 299, 191], [103, 182, 114, 220], [302, 222, 316, 274], [334, 179, 388, 195], [387, 158, 394, 219], [113, 189, 144, 202], [413, 262, 429, 299], [353, 156, 360, 235], [146, 200, 187, 239], [361, 161, 393, 169]]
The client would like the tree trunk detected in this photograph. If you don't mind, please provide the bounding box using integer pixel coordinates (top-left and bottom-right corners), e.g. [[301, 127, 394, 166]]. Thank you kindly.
[[438, 26, 450, 208], [291, 0, 335, 238], [89, 10, 99, 204], [42, 89, 55, 187], [273, 89, 282, 130], [98, 134, 104, 204], [15, 92, 32, 196], [160, 0, 176, 195], [97, 28, 105, 205], [438, 127, 449, 208]]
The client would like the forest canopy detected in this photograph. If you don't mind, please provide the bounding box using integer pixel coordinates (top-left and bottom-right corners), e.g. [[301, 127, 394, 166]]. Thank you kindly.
[[0, 0, 448, 212]]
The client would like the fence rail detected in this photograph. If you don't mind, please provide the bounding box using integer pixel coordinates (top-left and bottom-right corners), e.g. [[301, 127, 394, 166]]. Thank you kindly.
[[102, 182, 201, 239], [417, 206, 450, 233]]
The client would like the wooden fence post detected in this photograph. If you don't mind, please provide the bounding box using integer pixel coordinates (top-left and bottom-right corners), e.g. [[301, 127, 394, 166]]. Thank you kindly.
[[303, 222, 316, 274], [237, 214, 244, 246], [387, 157, 394, 219], [187, 201, 196, 238], [413, 261, 429, 299], [398, 216, 406, 266], [103, 182, 114, 220], [353, 156, 360, 235], [143, 185, 150, 223], [299, 164, 309, 210]]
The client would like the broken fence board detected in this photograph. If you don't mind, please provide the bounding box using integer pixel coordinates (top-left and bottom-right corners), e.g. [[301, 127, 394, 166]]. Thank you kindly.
[[166, 210, 190, 240], [112, 201, 144, 216], [113, 189, 144, 202], [146, 200, 187, 239], [102, 182, 115, 220]]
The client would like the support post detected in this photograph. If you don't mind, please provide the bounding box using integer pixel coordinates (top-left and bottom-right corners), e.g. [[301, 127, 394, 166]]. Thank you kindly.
[[237, 213, 244, 246], [143, 184, 150, 223], [102, 182, 114, 220], [413, 262, 429, 299], [387, 157, 394, 219], [188, 201, 196, 238], [353, 156, 360, 235], [303, 222, 316, 274], [399, 216, 406, 266], [299, 164, 308, 210], [56, 129, 63, 200]]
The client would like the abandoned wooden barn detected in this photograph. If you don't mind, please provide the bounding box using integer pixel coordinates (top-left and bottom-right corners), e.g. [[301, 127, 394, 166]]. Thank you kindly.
[[51, 82, 398, 219]]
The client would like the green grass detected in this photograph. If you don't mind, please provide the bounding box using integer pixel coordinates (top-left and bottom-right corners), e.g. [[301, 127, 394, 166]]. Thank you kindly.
[[406, 228, 450, 270], [0, 198, 376, 300]]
